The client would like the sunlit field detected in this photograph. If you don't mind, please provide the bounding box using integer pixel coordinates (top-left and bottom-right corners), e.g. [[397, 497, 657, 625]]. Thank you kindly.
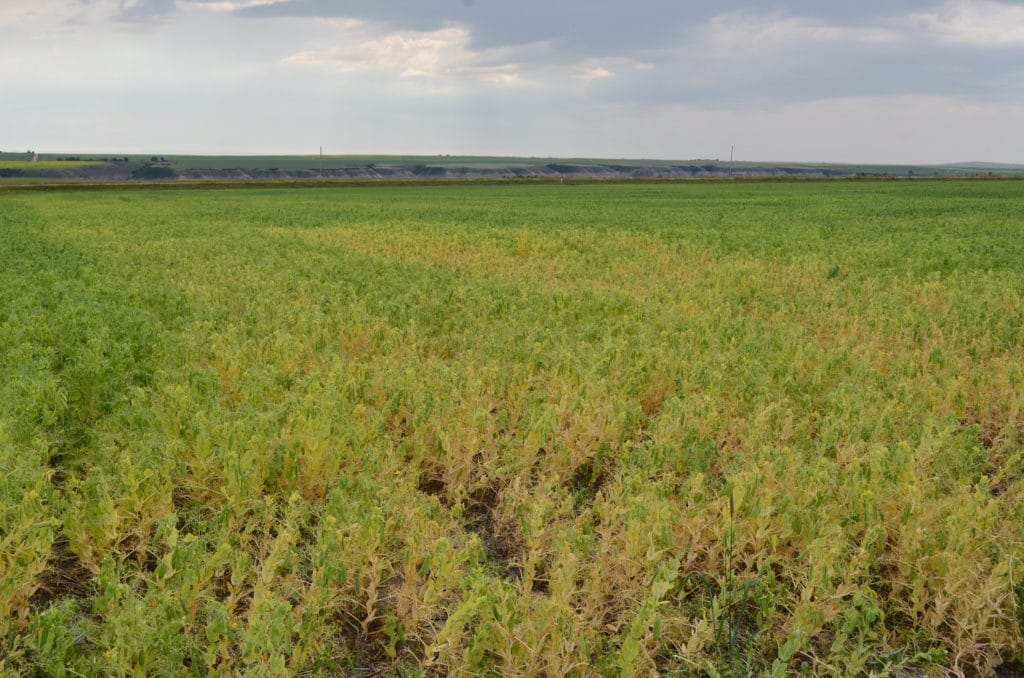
[[0, 161, 104, 170], [2, 181, 1022, 676]]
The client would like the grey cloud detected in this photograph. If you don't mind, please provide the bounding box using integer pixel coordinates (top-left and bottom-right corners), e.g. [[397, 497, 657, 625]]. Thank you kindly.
[[582, 34, 1024, 110], [237, 0, 705, 54], [115, 0, 179, 22], [7, 0, 1024, 161], [234, 0, 1024, 105], [235, 0, 941, 53], [225, 1, 1024, 107]]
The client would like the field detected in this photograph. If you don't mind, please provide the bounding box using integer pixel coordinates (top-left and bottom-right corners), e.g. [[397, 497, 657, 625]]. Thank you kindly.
[[1, 181, 1022, 676], [0, 161, 104, 171]]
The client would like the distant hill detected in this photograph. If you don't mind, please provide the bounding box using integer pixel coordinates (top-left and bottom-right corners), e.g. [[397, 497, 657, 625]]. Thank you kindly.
[[0, 151, 35, 161], [944, 162, 1024, 171], [2, 154, 1023, 183]]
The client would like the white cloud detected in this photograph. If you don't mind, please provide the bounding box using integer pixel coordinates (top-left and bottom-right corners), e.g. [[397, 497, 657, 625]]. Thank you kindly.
[[283, 25, 522, 84], [284, 26, 470, 77], [0, 0, 95, 30], [577, 66, 614, 81], [697, 2, 1024, 56], [908, 0, 1024, 46], [571, 56, 657, 82], [190, 0, 283, 12], [312, 17, 365, 30], [462, 64, 521, 84], [701, 11, 901, 56]]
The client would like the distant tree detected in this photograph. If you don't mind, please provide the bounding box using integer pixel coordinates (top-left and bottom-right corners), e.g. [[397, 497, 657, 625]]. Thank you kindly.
[[132, 166, 177, 180]]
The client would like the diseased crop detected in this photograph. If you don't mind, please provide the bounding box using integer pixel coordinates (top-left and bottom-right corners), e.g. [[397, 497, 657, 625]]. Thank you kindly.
[[1, 181, 1022, 676]]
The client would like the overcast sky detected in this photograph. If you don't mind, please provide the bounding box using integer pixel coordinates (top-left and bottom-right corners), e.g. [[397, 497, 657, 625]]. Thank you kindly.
[[3, 0, 1024, 162]]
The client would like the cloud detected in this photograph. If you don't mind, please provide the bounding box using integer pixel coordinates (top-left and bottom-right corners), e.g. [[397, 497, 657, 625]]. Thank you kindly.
[[908, 0, 1024, 45], [570, 4, 1024, 108], [190, 0, 282, 11], [4, 0, 1024, 161], [233, 0, 1024, 107], [233, 0, 1024, 63], [236, 0, 717, 54], [696, 1, 1024, 52], [283, 25, 522, 84], [701, 11, 902, 55], [283, 26, 472, 77], [577, 66, 614, 81], [115, 0, 178, 22], [570, 57, 657, 82]]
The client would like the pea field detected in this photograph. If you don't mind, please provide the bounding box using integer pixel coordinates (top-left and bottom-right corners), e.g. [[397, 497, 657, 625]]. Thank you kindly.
[[1, 180, 1022, 676]]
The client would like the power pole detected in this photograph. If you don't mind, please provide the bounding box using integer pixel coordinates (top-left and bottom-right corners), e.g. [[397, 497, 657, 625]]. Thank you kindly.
[[319, 146, 323, 178], [730, 146, 734, 163]]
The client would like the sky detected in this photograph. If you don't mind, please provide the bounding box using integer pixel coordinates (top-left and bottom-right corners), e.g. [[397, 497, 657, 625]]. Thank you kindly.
[[2, 0, 1024, 163]]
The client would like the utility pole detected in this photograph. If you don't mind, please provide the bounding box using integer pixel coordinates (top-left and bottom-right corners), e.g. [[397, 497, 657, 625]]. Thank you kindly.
[[730, 146, 734, 163], [319, 146, 323, 178]]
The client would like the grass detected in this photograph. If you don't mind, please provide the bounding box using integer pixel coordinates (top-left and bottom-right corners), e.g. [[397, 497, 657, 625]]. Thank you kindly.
[[1, 180, 1022, 675]]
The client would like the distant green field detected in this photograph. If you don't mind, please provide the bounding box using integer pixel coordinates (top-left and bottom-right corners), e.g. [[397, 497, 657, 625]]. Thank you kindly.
[[1, 181, 1022, 675], [0, 160, 104, 170]]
